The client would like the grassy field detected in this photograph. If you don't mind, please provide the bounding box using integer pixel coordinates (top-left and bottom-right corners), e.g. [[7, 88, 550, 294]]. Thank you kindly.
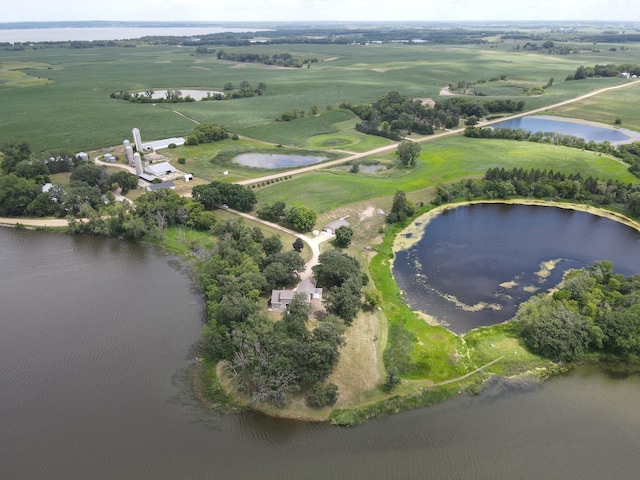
[[3, 41, 640, 153], [254, 135, 638, 214]]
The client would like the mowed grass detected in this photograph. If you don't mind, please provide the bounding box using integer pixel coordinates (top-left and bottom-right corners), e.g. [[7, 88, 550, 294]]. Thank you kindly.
[[255, 136, 638, 214], [3, 41, 640, 153]]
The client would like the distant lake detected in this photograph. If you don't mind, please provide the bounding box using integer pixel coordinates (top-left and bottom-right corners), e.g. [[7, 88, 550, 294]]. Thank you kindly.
[[394, 203, 640, 333], [0, 26, 265, 43], [233, 153, 327, 169], [491, 116, 639, 144]]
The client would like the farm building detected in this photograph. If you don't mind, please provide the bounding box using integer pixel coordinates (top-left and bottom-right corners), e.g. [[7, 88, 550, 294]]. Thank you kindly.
[[144, 162, 177, 176], [146, 181, 176, 192]]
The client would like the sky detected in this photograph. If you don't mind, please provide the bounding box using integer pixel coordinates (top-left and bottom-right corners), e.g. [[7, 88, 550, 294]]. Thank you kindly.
[[3, 0, 640, 24]]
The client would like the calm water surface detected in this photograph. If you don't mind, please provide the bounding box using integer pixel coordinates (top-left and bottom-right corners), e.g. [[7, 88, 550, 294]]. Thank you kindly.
[[394, 204, 640, 333], [3, 227, 640, 479], [492, 116, 632, 143], [233, 153, 327, 168]]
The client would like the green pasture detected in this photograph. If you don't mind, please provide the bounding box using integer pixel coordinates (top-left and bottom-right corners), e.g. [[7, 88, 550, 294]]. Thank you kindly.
[[254, 136, 638, 214], [3, 41, 640, 153]]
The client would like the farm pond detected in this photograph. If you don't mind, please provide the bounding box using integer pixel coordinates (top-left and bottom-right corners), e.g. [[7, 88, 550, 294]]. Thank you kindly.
[[233, 153, 328, 168], [491, 115, 640, 144]]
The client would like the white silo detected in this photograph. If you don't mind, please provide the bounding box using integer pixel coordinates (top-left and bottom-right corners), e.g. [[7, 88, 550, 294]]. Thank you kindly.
[[132, 128, 142, 152], [125, 145, 134, 165], [133, 152, 143, 177]]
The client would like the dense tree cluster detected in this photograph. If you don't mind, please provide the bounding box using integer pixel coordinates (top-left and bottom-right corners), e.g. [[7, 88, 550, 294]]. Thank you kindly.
[[343, 91, 525, 140], [312, 250, 364, 324], [191, 181, 256, 212], [256, 201, 318, 232], [184, 122, 229, 146], [198, 219, 344, 407], [517, 261, 640, 362], [396, 140, 422, 168]]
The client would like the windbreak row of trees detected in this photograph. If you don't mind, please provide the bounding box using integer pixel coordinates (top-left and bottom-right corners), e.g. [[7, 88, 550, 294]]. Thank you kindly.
[[517, 261, 640, 362], [212, 50, 318, 68], [433, 167, 640, 218]]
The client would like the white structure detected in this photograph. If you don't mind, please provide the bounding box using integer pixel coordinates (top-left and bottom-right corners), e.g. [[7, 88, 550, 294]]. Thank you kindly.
[[133, 152, 143, 177], [184, 173, 193, 182], [141, 137, 185, 151], [103, 154, 116, 163], [76, 152, 89, 162], [144, 162, 177, 176], [132, 128, 142, 152], [323, 218, 350, 235], [124, 144, 134, 165]]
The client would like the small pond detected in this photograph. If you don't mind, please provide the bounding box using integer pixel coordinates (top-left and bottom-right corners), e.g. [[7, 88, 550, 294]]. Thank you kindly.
[[394, 203, 640, 333], [233, 153, 328, 169], [491, 115, 640, 144]]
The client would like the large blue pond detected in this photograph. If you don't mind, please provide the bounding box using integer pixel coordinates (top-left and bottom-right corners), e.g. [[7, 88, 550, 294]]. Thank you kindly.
[[491, 116, 633, 143], [394, 203, 640, 333], [233, 153, 327, 168]]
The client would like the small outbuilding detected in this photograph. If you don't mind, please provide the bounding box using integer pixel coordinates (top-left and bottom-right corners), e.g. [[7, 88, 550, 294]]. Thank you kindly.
[[323, 218, 350, 235]]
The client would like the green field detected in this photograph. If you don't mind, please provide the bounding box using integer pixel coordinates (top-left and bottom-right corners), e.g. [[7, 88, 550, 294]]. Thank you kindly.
[[3, 40, 640, 153], [254, 136, 638, 213]]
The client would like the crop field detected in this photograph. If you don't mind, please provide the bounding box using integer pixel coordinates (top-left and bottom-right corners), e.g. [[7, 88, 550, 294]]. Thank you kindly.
[[2, 40, 640, 153]]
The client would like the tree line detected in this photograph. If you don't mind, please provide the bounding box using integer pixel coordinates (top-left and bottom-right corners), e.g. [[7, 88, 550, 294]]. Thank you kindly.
[[432, 166, 640, 219], [566, 63, 640, 80]]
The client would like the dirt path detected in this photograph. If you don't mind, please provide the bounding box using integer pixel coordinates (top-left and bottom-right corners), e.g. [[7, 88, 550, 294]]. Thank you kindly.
[[0, 217, 69, 228]]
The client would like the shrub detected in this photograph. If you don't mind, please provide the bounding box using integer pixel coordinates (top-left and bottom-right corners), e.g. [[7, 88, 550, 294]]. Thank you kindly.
[[177, 158, 186, 165], [307, 383, 339, 408]]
